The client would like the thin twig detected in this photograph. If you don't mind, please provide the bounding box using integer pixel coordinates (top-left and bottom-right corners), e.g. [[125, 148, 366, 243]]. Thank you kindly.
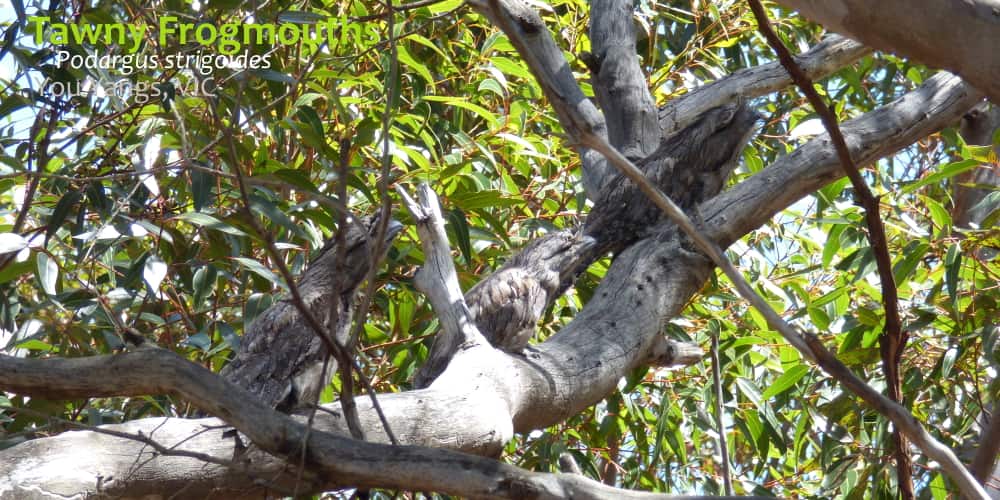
[[709, 326, 733, 495], [468, 0, 987, 490], [219, 83, 365, 439], [337, 0, 402, 447], [353, 0, 451, 22], [745, 2, 912, 496], [218, 83, 397, 447], [577, 107, 987, 499], [464, 8, 975, 491], [347, 0, 400, 354], [0, 103, 62, 273], [295, 353, 336, 497], [328, 137, 361, 439]]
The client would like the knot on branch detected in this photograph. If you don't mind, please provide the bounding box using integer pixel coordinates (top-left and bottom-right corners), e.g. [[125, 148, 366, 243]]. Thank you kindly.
[[642, 337, 704, 368]]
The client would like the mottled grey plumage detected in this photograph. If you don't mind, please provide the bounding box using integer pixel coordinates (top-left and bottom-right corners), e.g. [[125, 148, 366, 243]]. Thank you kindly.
[[467, 230, 596, 351], [414, 104, 758, 388], [413, 230, 596, 388], [221, 216, 402, 412], [584, 102, 760, 254]]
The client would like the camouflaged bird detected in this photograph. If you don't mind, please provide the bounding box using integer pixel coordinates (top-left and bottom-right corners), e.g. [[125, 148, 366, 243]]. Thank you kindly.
[[466, 230, 596, 352], [584, 102, 760, 254], [414, 103, 758, 388], [221, 215, 402, 412], [412, 230, 596, 388]]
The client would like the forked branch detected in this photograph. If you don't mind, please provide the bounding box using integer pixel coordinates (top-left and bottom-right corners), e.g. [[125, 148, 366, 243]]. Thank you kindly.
[[470, 0, 987, 496]]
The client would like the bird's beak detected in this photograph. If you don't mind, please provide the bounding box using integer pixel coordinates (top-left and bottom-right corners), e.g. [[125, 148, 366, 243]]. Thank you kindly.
[[576, 234, 598, 252], [384, 218, 404, 242]]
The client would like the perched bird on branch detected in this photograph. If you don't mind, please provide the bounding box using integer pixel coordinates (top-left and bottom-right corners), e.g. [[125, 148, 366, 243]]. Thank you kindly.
[[584, 102, 760, 254], [413, 230, 596, 388], [415, 104, 757, 388], [467, 230, 597, 352], [221, 215, 402, 412]]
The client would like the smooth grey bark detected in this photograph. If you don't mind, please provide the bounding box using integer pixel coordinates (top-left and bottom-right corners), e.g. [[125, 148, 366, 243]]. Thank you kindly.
[[589, 0, 661, 160], [774, 0, 1000, 103], [0, 0, 988, 496], [0, 71, 978, 500], [468, 0, 612, 199], [657, 34, 869, 134]]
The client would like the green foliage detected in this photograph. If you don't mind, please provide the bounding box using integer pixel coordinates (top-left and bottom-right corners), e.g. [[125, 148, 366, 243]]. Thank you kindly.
[[0, 0, 997, 497]]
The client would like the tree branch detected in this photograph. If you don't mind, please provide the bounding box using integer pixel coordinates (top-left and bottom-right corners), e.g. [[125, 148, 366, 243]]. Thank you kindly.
[[582, 82, 989, 500], [465, 4, 986, 494], [773, 0, 1000, 103], [468, 0, 612, 198], [702, 72, 983, 245], [472, 3, 983, 491], [397, 184, 490, 350], [0, 6, 986, 496], [0, 349, 753, 500], [588, 0, 661, 159], [710, 328, 734, 495], [746, 2, 912, 496], [0, 71, 978, 499], [658, 34, 870, 134]]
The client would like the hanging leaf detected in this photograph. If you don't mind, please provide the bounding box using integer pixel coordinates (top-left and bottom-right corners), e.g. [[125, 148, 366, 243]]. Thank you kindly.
[[761, 364, 809, 400], [174, 212, 248, 236], [233, 257, 288, 291], [143, 256, 168, 292], [190, 169, 214, 212], [0, 233, 28, 254], [447, 208, 472, 265], [36, 253, 58, 295], [46, 190, 82, 245], [944, 243, 961, 304]]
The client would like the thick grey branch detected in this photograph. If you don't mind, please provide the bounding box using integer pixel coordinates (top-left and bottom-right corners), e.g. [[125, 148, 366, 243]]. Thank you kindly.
[[398, 184, 485, 348], [0, 8, 978, 495], [582, 73, 987, 497], [0, 350, 753, 500], [658, 34, 870, 134], [468, 0, 611, 198], [703, 72, 984, 245], [0, 40, 983, 500], [775, 0, 1000, 103], [588, 0, 661, 160], [416, 102, 755, 388]]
